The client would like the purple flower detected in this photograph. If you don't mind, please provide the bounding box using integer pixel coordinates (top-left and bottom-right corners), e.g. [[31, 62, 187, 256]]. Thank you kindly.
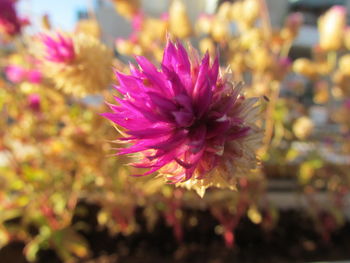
[[5, 65, 26, 83], [131, 11, 144, 32], [27, 70, 42, 84], [0, 0, 21, 36], [40, 33, 75, 63], [28, 94, 41, 112], [103, 40, 262, 193], [5, 65, 42, 84]]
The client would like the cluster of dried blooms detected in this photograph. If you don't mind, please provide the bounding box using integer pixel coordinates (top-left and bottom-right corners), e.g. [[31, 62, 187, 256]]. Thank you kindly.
[[0, 0, 349, 261]]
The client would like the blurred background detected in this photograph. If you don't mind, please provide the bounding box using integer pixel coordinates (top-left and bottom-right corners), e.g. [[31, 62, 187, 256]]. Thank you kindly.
[[1, 0, 350, 262]]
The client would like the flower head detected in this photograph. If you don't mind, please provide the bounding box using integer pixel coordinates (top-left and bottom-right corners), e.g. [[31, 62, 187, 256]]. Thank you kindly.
[[5, 65, 26, 83], [5, 65, 42, 84], [41, 33, 75, 63], [131, 12, 144, 32], [318, 5, 346, 51], [26, 69, 42, 84], [0, 0, 21, 37], [103, 40, 262, 196], [39, 32, 113, 96], [27, 94, 41, 112]]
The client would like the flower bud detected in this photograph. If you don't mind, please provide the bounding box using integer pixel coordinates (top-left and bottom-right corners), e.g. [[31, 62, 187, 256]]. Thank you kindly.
[[41, 14, 51, 30], [199, 37, 216, 56], [211, 18, 229, 43], [293, 116, 314, 140], [242, 0, 260, 25], [229, 53, 246, 74], [271, 57, 291, 81], [313, 81, 329, 104], [230, 1, 243, 21], [75, 19, 101, 39], [251, 47, 272, 72], [5, 65, 26, 83], [344, 27, 350, 50], [293, 58, 316, 78], [333, 70, 350, 97], [115, 38, 135, 56], [282, 12, 303, 40], [217, 2, 232, 21], [112, 0, 140, 19], [27, 94, 41, 112], [169, 0, 192, 39], [196, 14, 213, 35], [339, 54, 350, 75], [318, 6, 346, 51], [240, 29, 262, 49], [27, 70, 42, 84]]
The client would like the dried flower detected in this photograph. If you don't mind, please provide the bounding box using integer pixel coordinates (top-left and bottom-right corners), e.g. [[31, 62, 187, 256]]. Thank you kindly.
[[169, 0, 192, 39], [293, 58, 316, 78], [196, 14, 213, 35], [41, 14, 51, 30], [103, 40, 262, 196], [211, 18, 230, 43], [112, 0, 140, 19], [0, 0, 21, 37], [241, 0, 260, 26], [318, 6, 346, 51], [282, 12, 303, 41], [293, 116, 314, 140], [339, 55, 350, 75], [199, 37, 216, 56], [40, 32, 113, 96], [75, 19, 101, 39], [115, 37, 137, 56]]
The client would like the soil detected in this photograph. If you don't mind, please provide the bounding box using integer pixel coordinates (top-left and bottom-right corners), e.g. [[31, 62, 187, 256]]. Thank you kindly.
[[1, 202, 350, 263]]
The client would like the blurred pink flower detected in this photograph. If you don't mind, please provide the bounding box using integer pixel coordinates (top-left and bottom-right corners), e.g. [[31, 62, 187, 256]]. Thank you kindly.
[[103, 40, 261, 186], [27, 69, 42, 84], [5, 65, 42, 84], [19, 16, 31, 27], [131, 11, 144, 32], [0, 0, 21, 36], [161, 12, 169, 21], [41, 33, 75, 63], [5, 65, 26, 83], [285, 12, 303, 31], [344, 99, 350, 110], [27, 94, 41, 112]]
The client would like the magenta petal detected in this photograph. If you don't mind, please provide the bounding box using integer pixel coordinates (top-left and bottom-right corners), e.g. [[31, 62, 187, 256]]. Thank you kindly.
[[115, 72, 140, 94], [150, 131, 187, 151], [147, 91, 177, 112], [162, 40, 177, 70], [206, 120, 230, 139], [103, 38, 253, 181], [172, 110, 194, 127], [176, 42, 191, 76], [227, 127, 251, 140], [126, 127, 172, 138], [174, 157, 195, 169]]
